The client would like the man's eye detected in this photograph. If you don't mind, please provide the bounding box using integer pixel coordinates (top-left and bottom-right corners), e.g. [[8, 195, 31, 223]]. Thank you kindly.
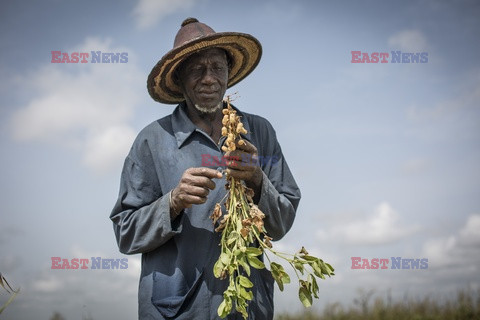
[[214, 65, 228, 73]]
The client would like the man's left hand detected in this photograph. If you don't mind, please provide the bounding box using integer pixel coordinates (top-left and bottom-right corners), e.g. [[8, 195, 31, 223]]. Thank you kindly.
[[225, 139, 263, 193]]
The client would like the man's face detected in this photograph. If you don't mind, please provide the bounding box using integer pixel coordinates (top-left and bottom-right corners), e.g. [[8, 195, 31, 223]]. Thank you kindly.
[[177, 48, 229, 113]]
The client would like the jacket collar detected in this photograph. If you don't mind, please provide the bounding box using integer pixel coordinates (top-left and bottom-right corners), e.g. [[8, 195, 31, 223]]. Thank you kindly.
[[171, 101, 252, 149]]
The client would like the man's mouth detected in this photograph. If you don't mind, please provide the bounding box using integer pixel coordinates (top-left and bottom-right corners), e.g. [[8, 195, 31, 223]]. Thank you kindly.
[[198, 87, 219, 95], [198, 91, 217, 97]]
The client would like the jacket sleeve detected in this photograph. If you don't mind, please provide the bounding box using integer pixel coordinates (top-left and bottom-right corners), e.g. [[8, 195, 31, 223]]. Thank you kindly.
[[109, 155, 181, 255], [254, 120, 301, 241]]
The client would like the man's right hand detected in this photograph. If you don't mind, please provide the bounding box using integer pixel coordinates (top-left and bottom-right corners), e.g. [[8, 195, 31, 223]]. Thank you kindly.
[[170, 167, 223, 217]]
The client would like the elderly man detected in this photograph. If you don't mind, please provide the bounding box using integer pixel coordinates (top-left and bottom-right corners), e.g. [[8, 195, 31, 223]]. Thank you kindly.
[[110, 18, 301, 319]]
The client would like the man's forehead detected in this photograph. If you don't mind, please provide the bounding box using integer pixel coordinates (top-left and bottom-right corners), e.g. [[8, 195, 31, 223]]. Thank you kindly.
[[183, 48, 227, 65]]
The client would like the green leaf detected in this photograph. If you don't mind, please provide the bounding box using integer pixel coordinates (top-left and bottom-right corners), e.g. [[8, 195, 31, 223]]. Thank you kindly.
[[247, 255, 265, 269], [239, 256, 251, 276], [302, 255, 318, 262], [239, 287, 253, 301], [213, 259, 224, 278], [272, 272, 284, 291], [270, 262, 287, 275], [299, 286, 312, 308], [236, 218, 243, 232], [281, 272, 291, 284], [238, 275, 253, 288], [270, 262, 279, 274], [217, 297, 231, 318], [227, 231, 239, 245], [311, 261, 326, 280], [293, 259, 305, 275], [312, 261, 323, 278], [326, 263, 335, 273], [270, 265, 283, 291], [310, 274, 319, 299], [270, 262, 290, 284], [220, 252, 230, 265], [235, 300, 248, 319], [270, 262, 287, 291], [245, 247, 262, 257], [320, 261, 333, 276]]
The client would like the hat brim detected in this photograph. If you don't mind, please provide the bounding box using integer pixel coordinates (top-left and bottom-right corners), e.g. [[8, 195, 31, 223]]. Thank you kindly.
[[147, 32, 262, 104]]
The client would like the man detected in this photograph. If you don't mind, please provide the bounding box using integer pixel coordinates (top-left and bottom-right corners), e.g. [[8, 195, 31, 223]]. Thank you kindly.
[[110, 18, 301, 319]]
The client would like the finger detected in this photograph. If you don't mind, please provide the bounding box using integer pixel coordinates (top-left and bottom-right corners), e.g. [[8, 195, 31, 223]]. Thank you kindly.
[[179, 194, 208, 205], [235, 139, 257, 154], [225, 153, 258, 169], [187, 167, 223, 179], [226, 167, 254, 181], [224, 155, 243, 169], [183, 174, 217, 190], [181, 185, 210, 197]]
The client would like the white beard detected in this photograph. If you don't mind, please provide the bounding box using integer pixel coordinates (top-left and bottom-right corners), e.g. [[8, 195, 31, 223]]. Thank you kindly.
[[194, 102, 222, 114]]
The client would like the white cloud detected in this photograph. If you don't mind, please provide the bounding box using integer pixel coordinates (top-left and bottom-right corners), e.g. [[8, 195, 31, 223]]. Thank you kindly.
[[83, 125, 136, 173], [317, 202, 420, 245], [133, 0, 196, 30], [459, 214, 480, 244], [31, 275, 63, 293], [10, 37, 143, 173], [405, 74, 480, 142], [423, 214, 480, 270], [418, 214, 480, 295], [0, 254, 22, 275], [388, 29, 428, 51], [10, 246, 141, 319], [407, 78, 480, 122], [307, 214, 480, 312]]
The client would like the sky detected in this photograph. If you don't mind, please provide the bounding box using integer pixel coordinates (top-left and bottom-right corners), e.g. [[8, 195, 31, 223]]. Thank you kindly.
[[0, 0, 479, 319]]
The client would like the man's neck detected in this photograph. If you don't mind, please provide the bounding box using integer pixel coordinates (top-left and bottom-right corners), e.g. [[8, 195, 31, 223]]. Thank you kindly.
[[185, 101, 224, 142]]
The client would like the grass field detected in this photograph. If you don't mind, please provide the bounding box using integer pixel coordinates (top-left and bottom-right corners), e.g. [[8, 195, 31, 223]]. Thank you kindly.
[[4, 286, 478, 319], [275, 289, 480, 320]]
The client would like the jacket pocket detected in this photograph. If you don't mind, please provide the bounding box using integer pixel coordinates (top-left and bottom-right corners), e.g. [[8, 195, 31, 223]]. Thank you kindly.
[[151, 268, 204, 318]]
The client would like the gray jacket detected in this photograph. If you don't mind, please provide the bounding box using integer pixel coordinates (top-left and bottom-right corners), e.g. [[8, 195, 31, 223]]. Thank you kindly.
[[110, 102, 301, 319]]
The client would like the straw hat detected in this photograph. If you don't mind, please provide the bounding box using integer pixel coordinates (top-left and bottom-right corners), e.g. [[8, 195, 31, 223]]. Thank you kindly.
[[147, 18, 262, 104]]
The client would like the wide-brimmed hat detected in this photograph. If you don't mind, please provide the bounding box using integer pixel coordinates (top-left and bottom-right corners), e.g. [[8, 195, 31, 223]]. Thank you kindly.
[[147, 18, 262, 104]]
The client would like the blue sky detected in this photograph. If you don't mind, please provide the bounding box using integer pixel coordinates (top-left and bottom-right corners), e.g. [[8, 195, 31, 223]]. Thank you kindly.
[[1, 0, 479, 319]]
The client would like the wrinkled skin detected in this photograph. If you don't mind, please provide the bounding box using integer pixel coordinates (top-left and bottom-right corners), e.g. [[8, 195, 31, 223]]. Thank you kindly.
[[170, 48, 263, 217]]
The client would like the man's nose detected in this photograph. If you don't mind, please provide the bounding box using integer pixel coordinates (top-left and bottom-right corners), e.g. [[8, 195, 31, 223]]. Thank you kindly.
[[200, 67, 216, 84]]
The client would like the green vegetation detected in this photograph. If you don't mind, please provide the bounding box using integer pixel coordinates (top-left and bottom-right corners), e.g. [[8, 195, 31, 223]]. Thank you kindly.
[[0, 273, 19, 314], [275, 289, 480, 320]]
